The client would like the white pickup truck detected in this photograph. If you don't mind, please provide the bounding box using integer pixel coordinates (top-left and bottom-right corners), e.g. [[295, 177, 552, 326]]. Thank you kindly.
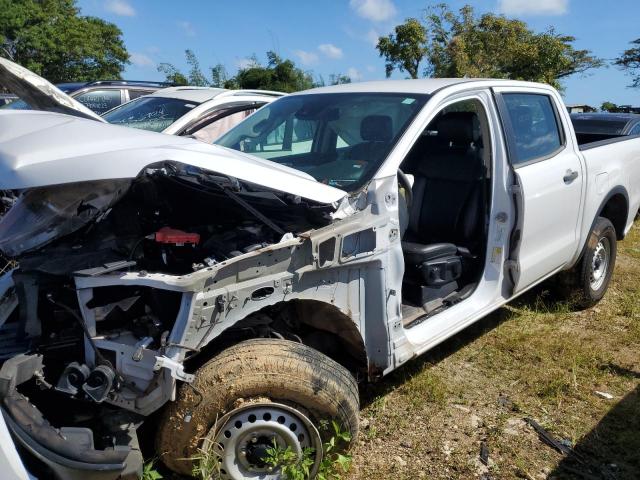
[[0, 58, 639, 480]]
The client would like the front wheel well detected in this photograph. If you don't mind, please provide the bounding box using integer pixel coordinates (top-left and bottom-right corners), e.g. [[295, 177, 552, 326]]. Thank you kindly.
[[186, 299, 369, 380], [599, 192, 628, 240]]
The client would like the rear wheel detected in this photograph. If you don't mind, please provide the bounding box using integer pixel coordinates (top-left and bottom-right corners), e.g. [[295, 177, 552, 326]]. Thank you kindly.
[[559, 216, 617, 309], [156, 338, 360, 478]]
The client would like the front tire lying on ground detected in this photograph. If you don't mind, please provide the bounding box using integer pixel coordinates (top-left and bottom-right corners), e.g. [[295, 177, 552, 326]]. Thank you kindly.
[[157, 338, 360, 478], [559, 216, 617, 309]]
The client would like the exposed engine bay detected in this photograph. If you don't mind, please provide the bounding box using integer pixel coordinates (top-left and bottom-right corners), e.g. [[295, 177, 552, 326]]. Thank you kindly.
[[0, 163, 338, 478]]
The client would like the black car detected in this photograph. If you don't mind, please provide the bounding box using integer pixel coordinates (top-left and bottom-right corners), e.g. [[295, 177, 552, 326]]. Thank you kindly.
[[570, 113, 640, 144], [3, 80, 173, 114]]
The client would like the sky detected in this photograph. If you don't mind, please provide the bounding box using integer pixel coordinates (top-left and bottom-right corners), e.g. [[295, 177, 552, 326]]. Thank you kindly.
[[77, 0, 640, 107]]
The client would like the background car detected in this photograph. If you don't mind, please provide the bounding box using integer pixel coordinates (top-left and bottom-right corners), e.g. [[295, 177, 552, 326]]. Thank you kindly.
[[3, 79, 173, 114], [0, 93, 17, 106], [570, 112, 640, 144], [101, 86, 285, 142]]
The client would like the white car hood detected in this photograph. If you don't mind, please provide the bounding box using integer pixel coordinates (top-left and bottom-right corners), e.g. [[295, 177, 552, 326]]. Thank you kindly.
[[0, 111, 347, 205], [0, 57, 105, 122]]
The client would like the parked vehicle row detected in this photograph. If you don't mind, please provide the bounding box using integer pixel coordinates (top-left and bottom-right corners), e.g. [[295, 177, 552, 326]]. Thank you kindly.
[[0, 58, 639, 480], [1, 60, 286, 145], [102, 86, 284, 141], [3, 79, 173, 114]]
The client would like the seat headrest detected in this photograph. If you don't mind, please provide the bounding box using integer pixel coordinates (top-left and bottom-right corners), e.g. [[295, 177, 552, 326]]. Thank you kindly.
[[361, 115, 392, 142], [437, 112, 480, 145]]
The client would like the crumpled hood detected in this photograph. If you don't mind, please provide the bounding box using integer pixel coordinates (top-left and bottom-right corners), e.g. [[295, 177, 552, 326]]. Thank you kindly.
[[0, 57, 105, 122], [0, 111, 347, 205]]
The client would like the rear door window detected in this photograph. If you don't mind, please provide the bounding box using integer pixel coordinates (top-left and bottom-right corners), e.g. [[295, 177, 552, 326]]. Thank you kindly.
[[501, 93, 564, 165], [191, 107, 259, 143], [74, 89, 122, 114], [128, 89, 153, 101]]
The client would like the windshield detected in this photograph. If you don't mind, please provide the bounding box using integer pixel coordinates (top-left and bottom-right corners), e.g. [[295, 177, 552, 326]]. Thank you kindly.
[[102, 96, 199, 132], [216, 93, 428, 191]]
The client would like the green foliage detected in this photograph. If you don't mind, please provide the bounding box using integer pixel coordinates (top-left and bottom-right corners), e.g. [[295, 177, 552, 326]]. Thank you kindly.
[[0, 0, 129, 82], [190, 437, 223, 480], [601, 101, 618, 112], [375, 4, 603, 89], [263, 420, 353, 480], [140, 460, 163, 480], [377, 18, 428, 79], [157, 50, 314, 93], [156, 63, 188, 86], [615, 38, 640, 88], [185, 49, 209, 87], [210, 63, 229, 88], [329, 73, 352, 85], [425, 4, 603, 90], [233, 50, 315, 93]]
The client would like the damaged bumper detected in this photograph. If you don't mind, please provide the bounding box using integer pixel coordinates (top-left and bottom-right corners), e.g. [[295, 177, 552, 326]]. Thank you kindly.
[[0, 354, 142, 480]]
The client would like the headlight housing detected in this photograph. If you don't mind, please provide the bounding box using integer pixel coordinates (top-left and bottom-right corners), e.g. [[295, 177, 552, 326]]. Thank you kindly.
[[0, 179, 130, 258]]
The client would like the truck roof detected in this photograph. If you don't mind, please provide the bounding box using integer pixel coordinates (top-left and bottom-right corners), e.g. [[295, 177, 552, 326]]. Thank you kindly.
[[294, 78, 553, 96]]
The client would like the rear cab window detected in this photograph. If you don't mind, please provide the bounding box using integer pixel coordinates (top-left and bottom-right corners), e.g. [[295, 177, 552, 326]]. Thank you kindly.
[[499, 93, 565, 166]]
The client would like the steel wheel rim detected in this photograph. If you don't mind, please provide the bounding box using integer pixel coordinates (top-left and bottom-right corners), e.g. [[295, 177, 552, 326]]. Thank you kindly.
[[205, 402, 322, 480], [590, 237, 610, 291]]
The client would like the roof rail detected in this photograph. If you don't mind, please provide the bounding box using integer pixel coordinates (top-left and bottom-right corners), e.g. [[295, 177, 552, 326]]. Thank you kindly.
[[217, 89, 286, 98], [82, 80, 178, 88]]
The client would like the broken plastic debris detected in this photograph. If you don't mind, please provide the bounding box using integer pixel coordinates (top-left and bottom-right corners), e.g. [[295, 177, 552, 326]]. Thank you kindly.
[[594, 391, 614, 399]]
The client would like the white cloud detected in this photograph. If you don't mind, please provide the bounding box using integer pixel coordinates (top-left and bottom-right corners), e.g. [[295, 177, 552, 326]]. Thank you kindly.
[[347, 67, 362, 82], [130, 52, 154, 67], [105, 0, 135, 17], [318, 43, 344, 59], [366, 65, 376, 73], [294, 50, 319, 66], [350, 0, 397, 22], [178, 21, 196, 37], [497, 0, 568, 16], [366, 28, 381, 47]]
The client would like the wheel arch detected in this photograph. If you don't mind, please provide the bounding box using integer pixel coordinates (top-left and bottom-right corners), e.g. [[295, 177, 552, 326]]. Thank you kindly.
[[188, 298, 370, 380], [597, 187, 629, 241]]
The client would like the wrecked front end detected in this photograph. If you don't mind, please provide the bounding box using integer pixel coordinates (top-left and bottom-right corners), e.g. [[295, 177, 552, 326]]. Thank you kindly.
[[0, 157, 343, 479]]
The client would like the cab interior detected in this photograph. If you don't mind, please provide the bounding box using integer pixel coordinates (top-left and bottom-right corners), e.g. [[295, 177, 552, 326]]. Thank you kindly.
[[398, 99, 492, 327]]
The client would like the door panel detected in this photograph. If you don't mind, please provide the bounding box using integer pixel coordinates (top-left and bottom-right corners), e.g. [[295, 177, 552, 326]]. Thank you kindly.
[[497, 91, 583, 291], [514, 154, 583, 289]]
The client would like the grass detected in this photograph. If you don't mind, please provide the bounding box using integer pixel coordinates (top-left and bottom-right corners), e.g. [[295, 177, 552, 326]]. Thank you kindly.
[[348, 222, 640, 479]]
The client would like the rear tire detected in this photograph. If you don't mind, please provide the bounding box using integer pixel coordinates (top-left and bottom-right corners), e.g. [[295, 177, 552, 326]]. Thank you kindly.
[[558, 216, 617, 309], [156, 338, 360, 477]]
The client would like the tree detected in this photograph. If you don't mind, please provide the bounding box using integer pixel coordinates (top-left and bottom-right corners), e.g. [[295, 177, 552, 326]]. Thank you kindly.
[[375, 4, 603, 89], [376, 18, 428, 79], [157, 51, 315, 93], [425, 4, 603, 90], [601, 101, 618, 112], [185, 49, 208, 86], [329, 73, 352, 85], [0, 0, 129, 82], [157, 63, 188, 85], [615, 38, 640, 88], [210, 63, 229, 88], [233, 51, 315, 92]]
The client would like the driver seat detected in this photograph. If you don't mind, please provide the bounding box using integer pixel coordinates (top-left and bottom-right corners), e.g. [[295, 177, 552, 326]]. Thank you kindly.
[[401, 111, 484, 306]]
